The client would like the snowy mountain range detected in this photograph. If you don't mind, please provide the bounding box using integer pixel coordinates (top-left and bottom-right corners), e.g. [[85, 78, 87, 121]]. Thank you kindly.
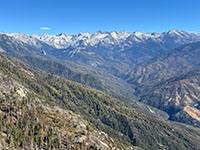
[[4, 30, 200, 50], [1, 30, 200, 73]]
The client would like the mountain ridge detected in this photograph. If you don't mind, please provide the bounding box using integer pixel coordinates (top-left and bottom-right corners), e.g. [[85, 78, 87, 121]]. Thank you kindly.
[[4, 30, 200, 50], [126, 41, 200, 91], [139, 68, 200, 127], [125, 41, 200, 127], [1, 54, 200, 150]]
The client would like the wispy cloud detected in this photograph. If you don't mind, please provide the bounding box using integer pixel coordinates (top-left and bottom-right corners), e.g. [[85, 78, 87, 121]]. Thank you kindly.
[[40, 27, 51, 30]]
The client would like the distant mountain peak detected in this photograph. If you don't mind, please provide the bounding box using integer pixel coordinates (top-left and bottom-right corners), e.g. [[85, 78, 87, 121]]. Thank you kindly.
[[58, 33, 67, 37], [133, 30, 143, 37], [165, 29, 185, 35]]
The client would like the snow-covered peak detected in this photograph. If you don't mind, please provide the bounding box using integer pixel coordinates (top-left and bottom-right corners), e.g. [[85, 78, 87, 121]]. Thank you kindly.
[[78, 32, 91, 37], [160, 30, 194, 40], [58, 33, 67, 37], [92, 31, 109, 38], [167, 29, 180, 34], [164, 30, 190, 37], [134, 30, 143, 36], [32, 34, 41, 39], [130, 30, 159, 41], [110, 31, 130, 41], [144, 32, 161, 38]]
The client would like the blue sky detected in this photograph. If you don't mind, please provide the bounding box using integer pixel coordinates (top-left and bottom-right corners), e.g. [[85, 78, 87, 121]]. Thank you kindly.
[[0, 0, 200, 35]]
